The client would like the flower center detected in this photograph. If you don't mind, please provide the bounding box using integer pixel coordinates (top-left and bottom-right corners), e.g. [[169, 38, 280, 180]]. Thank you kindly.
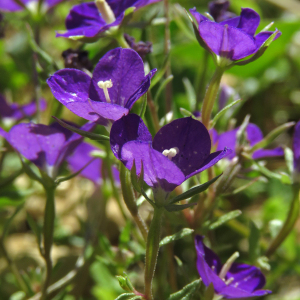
[[162, 147, 179, 160], [219, 251, 239, 283], [95, 0, 116, 24], [98, 79, 113, 103]]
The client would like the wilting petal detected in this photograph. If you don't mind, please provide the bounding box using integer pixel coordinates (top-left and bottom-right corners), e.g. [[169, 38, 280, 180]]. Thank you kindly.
[[152, 117, 211, 176], [237, 8, 260, 36], [110, 114, 152, 159], [293, 121, 300, 172], [121, 141, 185, 191], [198, 21, 257, 60], [90, 48, 146, 106], [187, 148, 232, 179]]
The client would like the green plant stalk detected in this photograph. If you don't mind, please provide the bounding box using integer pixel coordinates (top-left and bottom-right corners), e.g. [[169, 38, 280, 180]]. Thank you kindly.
[[120, 164, 148, 241], [201, 67, 224, 128], [144, 207, 164, 300], [41, 186, 56, 300], [115, 33, 130, 48], [266, 187, 300, 257]]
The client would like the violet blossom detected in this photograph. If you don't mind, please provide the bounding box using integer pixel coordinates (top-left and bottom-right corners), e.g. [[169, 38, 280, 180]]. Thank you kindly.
[[216, 123, 284, 160], [47, 48, 155, 127], [67, 142, 120, 186], [190, 6, 280, 62], [293, 121, 300, 174], [0, 121, 95, 179], [195, 236, 271, 299], [56, 0, 161, 40], [0, 94, 46, 124], [208, 0, 236, 23], [0, 0, 66, 13], [110, 114, 231, 192]]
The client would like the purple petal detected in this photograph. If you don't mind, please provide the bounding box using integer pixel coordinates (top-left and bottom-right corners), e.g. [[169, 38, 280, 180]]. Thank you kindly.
[[252, 147, 284, 160], [47, 69, 116, 124], [7, 123, 67, 170], [187, 148, 232, 179], [237, 8, 260, 36], [195, 236, 226, 291], [227, 263, 266, 292], [121, 141, 185, 191], [219, 16, 240, 27], [90, 48, 146, 106], [152, 117, 211, 177], [216, 129, 238, 159], [198, 21, 257, 60], [255, 30, 282, 48], [210, 128, 219, 146], [293, 121, 300, 173], [189, 8, 210, 24], [246, 123, 263, 146], [67, 142, 103, 185], [110, 114, 152, 160]]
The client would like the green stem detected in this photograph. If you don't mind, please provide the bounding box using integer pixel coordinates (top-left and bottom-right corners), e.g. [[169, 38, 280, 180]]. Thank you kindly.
[[115, 33, 130, 48], [196, 51, 209, 110], [201, 67, 224, 128], [41, 186, 56, 300], [144, 207, 164, 300]]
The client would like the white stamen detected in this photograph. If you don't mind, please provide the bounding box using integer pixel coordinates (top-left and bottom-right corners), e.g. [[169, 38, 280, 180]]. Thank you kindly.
[[95, 0, 116, 24], [162, 147, 179, 160], [219, 252, 239, 280], [225, 277, 234, 285], [98, 79, 113, 103]]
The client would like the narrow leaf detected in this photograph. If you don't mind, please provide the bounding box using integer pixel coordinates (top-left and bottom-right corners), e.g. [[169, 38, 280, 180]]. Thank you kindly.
[[130, 160, 142, 193], [53, 117, 109, 141], [27, 213, 42, 249], [266, 190, 300, 257], [165, 202, 197, 212], [160, 228, 194, 247], [169, 174, 222, 204], [179, 108, 195, 118], [115, 293, 136, 300], [249, 221, 260, 262], [209, 210, 242, 230], [250, 122, 295, 152], [150, 53, 170, 88], [204, 283, 215, 300], [167, 279, 201, 300], [211, 99, 242, 128], [154, 75, 174, 103], [182, 77, 196, 111], [139, 94, 147, 118]]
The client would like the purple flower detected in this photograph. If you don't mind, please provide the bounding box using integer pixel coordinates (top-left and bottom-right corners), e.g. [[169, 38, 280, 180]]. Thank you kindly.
[[0, 121, 95, 178], [67, 142, 120, 185], [110, 114, 231, 192], [195, 235, 271, 299], [0, 0, 66, 12], [57, 0, 161, 40], [0, 94, 47, 123], [293, 121, 300, 174], [216, 123, 284, 160], [47, 48, 155, 127], [190, 7, 280, 62]]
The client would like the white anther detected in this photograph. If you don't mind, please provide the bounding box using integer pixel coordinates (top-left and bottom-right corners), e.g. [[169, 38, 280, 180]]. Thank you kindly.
[[162, 147, 179, 160], [98, 79, 113, 103], [219, 252, 239, 280], [95, 0, 116, 24]]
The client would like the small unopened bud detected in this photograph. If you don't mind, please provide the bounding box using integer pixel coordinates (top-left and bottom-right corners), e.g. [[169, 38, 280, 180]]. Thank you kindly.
[[95, 0, 116, 24]]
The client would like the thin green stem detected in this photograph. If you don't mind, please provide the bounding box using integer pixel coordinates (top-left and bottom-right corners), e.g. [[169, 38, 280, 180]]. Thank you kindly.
[[115, 33, 130, 48], [201, 67, 224, 128], [120, 164, 148, 241], [196, 51, 209, 110], [41, 186, 56, 300], [144, 207, 164, 300]]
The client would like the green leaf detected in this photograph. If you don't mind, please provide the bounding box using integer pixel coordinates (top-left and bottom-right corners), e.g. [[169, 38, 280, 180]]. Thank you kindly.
[[167, 279, 201, 300], [250, 122, 295, 152], [208, 210, 242, 230], [182, 77, 196, 111], [0, 197, 24, 209], [20, 158, 43, 184], [139, 94, 147, 118], [116, 273, 135, 293], [169, 174, 222, 204], [257, 256, 271, 271], [179, 107, 195, 118], [150, 53, 170, 88], [160, 228, 194, 247], [266, 190, 300, 257], [27, 213, 42, 248], [165, 202, 197, 212], [211, 99, 242, 128], [53, 117, 109, 141], [284, 147, 294, 176], [236, 114, 250, 146], [154, 75, 174, 103], [114, 293, 136, 300], [249, 221, 260, 262]]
